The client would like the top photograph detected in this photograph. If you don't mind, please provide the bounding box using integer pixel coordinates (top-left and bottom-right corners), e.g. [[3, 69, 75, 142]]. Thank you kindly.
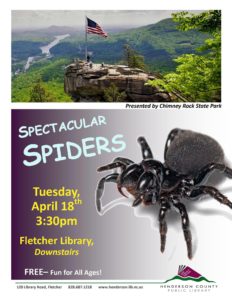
[[11, 10, 221, 103]]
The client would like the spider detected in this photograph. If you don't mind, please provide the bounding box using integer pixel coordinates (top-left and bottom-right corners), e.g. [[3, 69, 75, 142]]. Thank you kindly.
[[96, 128, 232, 259]]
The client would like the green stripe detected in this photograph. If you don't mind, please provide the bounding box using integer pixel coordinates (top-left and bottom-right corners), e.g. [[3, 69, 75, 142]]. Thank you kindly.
[[15, 281, 163, 284], [163, 275, 215, 283]]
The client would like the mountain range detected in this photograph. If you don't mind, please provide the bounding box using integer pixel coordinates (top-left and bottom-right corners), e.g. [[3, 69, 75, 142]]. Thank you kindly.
[[12, 18, 209, 72]]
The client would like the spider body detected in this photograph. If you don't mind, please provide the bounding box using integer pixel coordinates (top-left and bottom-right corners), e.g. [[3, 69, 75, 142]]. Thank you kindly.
[[96, 129, 232, 259]]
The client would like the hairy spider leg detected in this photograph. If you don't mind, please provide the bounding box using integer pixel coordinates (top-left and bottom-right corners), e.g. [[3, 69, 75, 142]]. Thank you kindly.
[[159, 200, 170, 253], [96, 173, 119, 212], [193, 163, 232, 185], [172, 201, 192, 259], [164, 128, 183, 160], [137, 137, 153, 159], [190, 186, 232, 209]]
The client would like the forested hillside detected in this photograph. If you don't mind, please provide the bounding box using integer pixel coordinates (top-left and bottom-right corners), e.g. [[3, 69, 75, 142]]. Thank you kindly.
[[11, 16, 214, 102]]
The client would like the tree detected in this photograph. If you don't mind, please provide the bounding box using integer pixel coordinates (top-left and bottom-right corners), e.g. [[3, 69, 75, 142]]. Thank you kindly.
[[103, 83, 126, 102], [172, 10, 221, 33], [123, 44, 146, 70], [30, 79, 56, 102], [148, 10, 221, 102]]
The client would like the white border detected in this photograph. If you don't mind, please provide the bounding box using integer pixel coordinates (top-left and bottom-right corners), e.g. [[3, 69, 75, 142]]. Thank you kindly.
[[1, 1, 231, 299]]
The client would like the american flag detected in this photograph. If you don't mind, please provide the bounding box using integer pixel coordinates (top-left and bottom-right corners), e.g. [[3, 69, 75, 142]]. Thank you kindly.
[[86, 17, 108, 38]]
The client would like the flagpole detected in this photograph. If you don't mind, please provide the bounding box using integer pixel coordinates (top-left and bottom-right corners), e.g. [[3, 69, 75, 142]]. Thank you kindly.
[[85, 16, 87, 61]]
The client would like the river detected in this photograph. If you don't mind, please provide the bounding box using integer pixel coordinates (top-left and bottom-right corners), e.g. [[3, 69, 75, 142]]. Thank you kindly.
[[24, 34, 70, 71], [24, 57, 34, 71], [40, 34, 70, 56]]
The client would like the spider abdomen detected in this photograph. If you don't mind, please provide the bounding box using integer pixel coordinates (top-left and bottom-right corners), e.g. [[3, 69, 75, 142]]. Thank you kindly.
[[165, 130, 224, 176]]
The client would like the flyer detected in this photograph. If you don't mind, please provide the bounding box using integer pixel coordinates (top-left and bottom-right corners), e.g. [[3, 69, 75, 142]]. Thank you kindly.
[[1, 1, 232, 299]]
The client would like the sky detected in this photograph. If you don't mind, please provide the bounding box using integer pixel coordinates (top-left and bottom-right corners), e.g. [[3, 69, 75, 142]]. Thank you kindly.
[[12, 10, 204, 30]]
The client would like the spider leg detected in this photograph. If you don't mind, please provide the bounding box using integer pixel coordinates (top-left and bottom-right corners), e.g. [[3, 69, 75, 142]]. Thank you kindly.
[[193, 163, 232, 185], [137, 171, 160, 204], [172, 201, 192, 259], [118, 163, 143, 198], [96, 173, 119, 212], [113, 157, 134, 165], [97, 162, 127, 172], [164, 128, 183, 160], [159, 200, 170, 253], [132, 196, 142, 207], [137, 137, 153, 159], [97, 157, 134, 172], [190, 185, 232, 209], [137, 171, 155, 191]]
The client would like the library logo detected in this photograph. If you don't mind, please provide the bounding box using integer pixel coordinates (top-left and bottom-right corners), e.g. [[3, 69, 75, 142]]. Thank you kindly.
[[160, 265, 217, 293], [164, 265, 215, 283]]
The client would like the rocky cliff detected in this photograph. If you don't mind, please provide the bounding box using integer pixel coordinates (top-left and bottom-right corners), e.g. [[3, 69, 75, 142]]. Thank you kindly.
[[64, 60, 172, 102]]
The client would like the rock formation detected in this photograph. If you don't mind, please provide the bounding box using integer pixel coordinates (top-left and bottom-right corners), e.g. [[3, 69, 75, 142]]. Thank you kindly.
[[64, 60, 172, 102]]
